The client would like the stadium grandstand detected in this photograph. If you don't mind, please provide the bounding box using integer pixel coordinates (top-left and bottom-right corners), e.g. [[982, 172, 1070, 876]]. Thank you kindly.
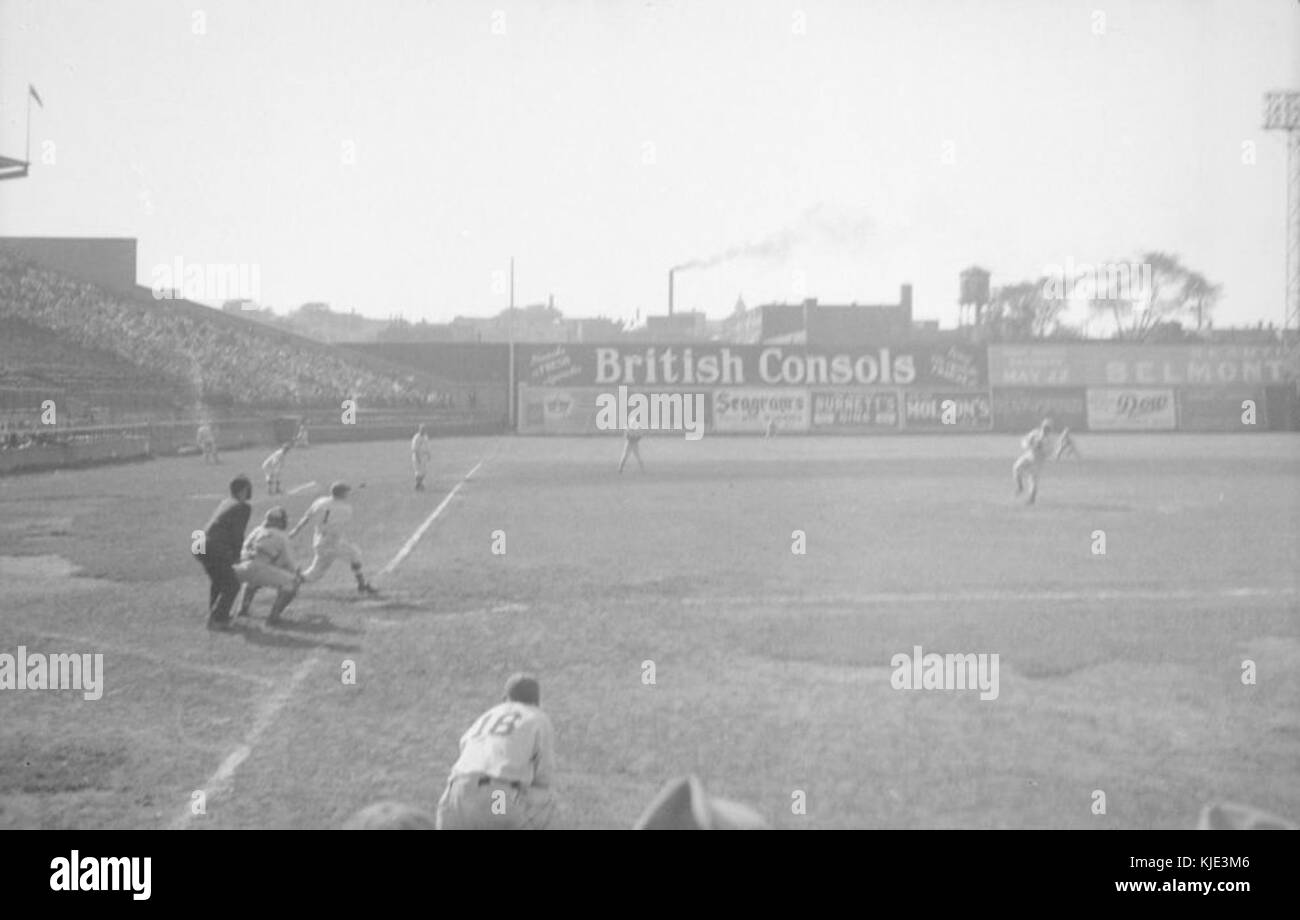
[[0, 243, 469, 419]]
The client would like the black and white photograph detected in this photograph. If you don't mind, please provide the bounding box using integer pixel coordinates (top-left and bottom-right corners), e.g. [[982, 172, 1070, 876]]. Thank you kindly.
[[0, 0, 1297, 881]]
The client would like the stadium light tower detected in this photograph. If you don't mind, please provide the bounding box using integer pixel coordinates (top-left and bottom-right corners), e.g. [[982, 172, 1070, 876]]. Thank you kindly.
[[1264, 91, 1300, 334], [0, 83, 43, 181]]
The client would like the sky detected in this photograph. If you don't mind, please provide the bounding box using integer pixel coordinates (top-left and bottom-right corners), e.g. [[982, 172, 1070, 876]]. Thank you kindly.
[[1, 0, 1297, 329]]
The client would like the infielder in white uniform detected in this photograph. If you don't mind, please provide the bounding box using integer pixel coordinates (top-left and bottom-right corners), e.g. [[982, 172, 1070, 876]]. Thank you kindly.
[[288, 481, 378, 595], [1013, 418, 1054, 505], [233, 506, 303, 622], [436, 673, 557, 830], [411, 424, 432, 492], [261, 442, 293, 495], [196, 424, 219, 464]]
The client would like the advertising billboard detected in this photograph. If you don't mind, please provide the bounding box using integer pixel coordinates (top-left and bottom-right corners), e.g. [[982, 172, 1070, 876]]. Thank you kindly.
[[991, 388, 1088, 432], [1085, 388, 1177, 430], [902, 391, 992, 430], [1177, 388, 1266, 432], [712, 388, 811, 432], [810, 390, 901, 430], [989, 345, 1294, 388], [516, 343, 986, 389]]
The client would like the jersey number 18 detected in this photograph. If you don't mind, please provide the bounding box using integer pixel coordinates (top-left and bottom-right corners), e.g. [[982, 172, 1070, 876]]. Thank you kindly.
[[470, 711, 523, 737]]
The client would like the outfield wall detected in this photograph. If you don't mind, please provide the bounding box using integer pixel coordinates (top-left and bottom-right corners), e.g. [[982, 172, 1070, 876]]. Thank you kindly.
[[0, 432, 152, 474], [514, 343, 990, 435], [0, 410, 506, 476], [514, 343, 1296, 435], [986, 345, 1293, 433]]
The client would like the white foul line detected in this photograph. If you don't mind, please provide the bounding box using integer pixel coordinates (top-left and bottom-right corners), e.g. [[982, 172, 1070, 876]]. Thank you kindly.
[[286, 480, 317, 495], [172, 457, 487, 826], [170, 655, 319, 829], [380, 459, 485, 577]]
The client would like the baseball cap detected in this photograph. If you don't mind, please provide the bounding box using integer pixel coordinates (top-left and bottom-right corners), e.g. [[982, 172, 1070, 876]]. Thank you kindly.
[[330, 481, 351, 498], [504, 673, 540, 706], [264, 506, 288, 527]]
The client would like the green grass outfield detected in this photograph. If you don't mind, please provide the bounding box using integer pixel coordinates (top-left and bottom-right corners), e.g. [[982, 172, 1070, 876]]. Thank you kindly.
[[1, 433, 1296, 829]]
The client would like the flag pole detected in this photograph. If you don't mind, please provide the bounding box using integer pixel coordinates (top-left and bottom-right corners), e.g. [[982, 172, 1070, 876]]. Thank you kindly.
[[26, 90, 32, 165]]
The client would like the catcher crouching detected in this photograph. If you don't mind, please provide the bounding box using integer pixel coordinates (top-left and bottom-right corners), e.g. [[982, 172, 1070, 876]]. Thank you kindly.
[[233, 506, 303, 622]]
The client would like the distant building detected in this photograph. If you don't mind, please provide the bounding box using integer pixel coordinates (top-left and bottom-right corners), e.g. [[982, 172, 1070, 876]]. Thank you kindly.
[[563, 317, 625, 342], [447, 302, 626, 343], [717, 284, 914, 346], [641, 311, 708, 342]]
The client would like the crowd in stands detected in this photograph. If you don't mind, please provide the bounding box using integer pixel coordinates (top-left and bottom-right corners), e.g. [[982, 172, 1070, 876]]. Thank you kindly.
[[0, 417, 80, 450], [1, 429, 62, 450], [0, 248, 445, 409]]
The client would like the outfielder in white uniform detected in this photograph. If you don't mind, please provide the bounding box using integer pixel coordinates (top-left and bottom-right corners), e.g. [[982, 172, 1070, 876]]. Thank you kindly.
[[411, 424, 432, 492], [288, 481, 378, 595], [233, 506, 303, 622], [1013, 419, 1054, 505], [436, 673, 557, 830], [196, 424, 219, 464], [261, 442, 293, 495], [618, 427, 644, 474]]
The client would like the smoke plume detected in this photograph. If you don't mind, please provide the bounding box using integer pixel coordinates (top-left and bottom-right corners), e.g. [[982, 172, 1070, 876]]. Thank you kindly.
[[672, 204, 875, 273]]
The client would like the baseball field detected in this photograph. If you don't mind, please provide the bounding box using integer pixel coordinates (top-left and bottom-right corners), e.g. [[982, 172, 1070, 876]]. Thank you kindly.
[[1, 432, 1296, 829]]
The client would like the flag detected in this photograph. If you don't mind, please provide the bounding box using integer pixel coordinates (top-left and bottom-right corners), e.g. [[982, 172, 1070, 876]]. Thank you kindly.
[[28, 84, 43, 108]]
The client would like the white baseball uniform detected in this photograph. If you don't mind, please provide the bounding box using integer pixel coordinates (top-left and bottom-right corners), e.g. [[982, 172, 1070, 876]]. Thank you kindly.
[[411, 432, 431, 477], [233, 524, 299, 590], [196, 425, 218, 462], [1013, 427, 1050, 501], [261, 447, 289, 493], [436, 701, 557, 830], [297, 495, 363, 581]]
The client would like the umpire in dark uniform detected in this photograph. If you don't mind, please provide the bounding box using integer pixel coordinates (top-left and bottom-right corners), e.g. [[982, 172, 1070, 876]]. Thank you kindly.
[[195, 474, 253, 629]]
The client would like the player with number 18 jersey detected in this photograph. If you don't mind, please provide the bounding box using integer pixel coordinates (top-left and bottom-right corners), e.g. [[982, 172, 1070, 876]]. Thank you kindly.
[[436, 674, 556, 829]]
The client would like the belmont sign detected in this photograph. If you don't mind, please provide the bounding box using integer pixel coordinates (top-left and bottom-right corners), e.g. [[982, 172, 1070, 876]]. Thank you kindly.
[[517, 344, 986, 389], [989, 345, 1294, 388]]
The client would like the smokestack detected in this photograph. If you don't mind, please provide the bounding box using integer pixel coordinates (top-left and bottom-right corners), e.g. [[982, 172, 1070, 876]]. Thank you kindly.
[[668, 268, 675, 316]]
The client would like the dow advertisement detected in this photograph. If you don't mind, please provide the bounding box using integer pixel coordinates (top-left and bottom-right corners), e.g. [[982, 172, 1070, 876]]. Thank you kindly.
[[1085, 388, 1177, 430]]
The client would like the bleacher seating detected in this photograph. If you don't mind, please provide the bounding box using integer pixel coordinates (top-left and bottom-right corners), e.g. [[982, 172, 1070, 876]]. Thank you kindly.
[[0, 246, 448, 411]]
